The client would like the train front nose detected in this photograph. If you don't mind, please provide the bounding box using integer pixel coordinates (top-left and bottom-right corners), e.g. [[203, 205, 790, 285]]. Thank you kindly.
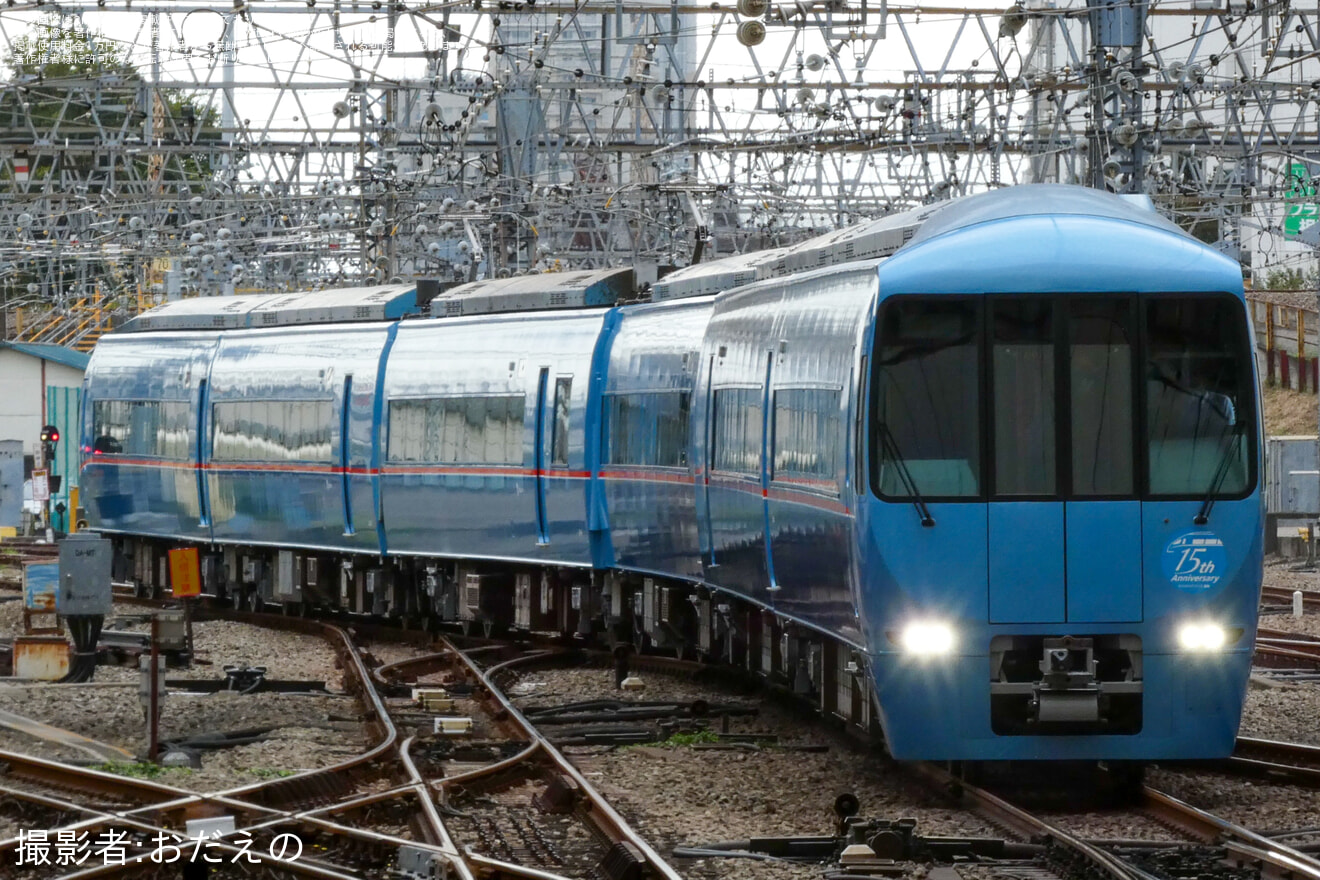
[[865, 288, 1258, 761]]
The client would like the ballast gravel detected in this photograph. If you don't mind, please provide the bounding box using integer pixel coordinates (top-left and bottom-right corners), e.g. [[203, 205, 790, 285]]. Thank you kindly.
[[0, 584, 366, 792], [507, 663, 997, 880]]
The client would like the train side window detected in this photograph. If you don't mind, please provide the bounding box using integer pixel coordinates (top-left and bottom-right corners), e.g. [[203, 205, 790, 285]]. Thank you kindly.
[[712, 388, 762, 475], [212, 399, 334, 462], [657, 392, 689, 468], [387, 396, 525, 465], [604, 391, 690, 468], [92, 399, 191, 459], [991, 298, 1056, 496], [1069, 298, 1135, 496], [552, 377, 572, 467], [772, 388, 841, 491]]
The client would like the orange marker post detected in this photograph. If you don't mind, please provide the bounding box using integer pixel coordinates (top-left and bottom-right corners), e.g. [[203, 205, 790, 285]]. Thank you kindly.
[[168, 547, 201, 659], [168, 548, 201, 598]]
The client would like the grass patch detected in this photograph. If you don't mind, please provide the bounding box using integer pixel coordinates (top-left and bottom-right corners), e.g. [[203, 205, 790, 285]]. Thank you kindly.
[[660, 729, 719, 747], [247, 768, 297, 779], [95, 761, 178, 779]]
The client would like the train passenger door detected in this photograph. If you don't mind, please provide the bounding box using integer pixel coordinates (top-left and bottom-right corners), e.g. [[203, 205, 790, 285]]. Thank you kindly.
[[987, 298, 1065, 623], [340, 375, 354, 537], [533, 367, 550, 544], [985, 296, 1142, 624], [700, 355, 716, 567], [1063, 297, 1141, 622], [196, 378, 211, 530], [761, 350, 778, 593]]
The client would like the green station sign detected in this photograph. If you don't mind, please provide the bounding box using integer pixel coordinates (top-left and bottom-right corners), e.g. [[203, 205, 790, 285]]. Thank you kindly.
[[1285, 161, 1320, 237]]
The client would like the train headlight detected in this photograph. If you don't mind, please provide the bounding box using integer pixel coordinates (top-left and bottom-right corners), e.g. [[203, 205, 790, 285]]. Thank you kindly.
[[900, 621, 955, 656], [1178, 622, 1227, 652]]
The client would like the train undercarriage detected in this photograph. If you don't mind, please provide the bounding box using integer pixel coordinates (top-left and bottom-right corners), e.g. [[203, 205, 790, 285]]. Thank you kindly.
[[111, 535, 882, 737]]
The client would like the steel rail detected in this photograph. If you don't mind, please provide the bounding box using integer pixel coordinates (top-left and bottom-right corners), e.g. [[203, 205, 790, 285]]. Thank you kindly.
[[0, 598, 488, 879], [465, 850, 583, 880], [453, 639, 687, 880], [177, 617, 400, 811], [0, 617, 408, 867], [912, 763, 1148, 880], [398, 734, 472, 875], [370, 644, 512, 691], [1261, 588, 1320, 611], [1198, 737, 1320, 789], [1258, 637, 1320, 650], [1255, 643, 1320, 666], [1142, 786, 1320, 880], [435, 740, 544, 791]]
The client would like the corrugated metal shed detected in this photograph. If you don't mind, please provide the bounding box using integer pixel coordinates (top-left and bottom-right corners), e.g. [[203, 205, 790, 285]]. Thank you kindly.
[[45, 385, 80, 532], [0, 342, 91, 372]]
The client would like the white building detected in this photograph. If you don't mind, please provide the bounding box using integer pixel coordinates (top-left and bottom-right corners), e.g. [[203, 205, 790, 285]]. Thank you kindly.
[[0, 342, 88, 463]]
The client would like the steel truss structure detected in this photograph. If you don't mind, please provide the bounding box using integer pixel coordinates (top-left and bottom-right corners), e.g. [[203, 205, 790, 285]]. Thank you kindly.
[[0, 0, 1318, 324]]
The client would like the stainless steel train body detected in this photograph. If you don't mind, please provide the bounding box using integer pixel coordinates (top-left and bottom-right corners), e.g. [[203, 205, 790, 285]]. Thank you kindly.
[[80, 185, 1263, 761]]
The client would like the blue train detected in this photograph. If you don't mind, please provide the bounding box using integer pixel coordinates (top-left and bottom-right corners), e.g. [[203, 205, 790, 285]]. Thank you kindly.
[[80, 185, 1262, 761]]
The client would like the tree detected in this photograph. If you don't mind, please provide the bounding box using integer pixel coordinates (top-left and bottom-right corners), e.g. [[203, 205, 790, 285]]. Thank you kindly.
[[1265, 266, 1320, 290], [0, 16, 223, 325], [2, 15, 220, 190]]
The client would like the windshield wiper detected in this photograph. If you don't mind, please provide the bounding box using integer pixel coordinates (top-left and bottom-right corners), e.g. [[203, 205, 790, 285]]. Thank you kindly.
[[1193, 425, 1243, 526], [876, 422, 935, 528]]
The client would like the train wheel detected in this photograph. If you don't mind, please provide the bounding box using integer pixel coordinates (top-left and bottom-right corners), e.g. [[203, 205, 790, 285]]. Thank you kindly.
[[231, 586, 245, 611], [246, 591, 263, 614]]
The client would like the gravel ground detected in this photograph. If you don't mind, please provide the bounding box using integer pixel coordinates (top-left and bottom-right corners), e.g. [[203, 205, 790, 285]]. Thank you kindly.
[[1262, 556, 1319, 595], [507, 663, 997, 879], [0, 582, 367, 792], [1240, 558, 1320, 745], [1239, 681, 1320, 745]]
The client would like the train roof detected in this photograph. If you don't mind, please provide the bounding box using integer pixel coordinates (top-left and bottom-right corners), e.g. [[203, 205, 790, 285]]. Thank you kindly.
[[119, 283, 422, 332], [431, 267, 633, 316], [908, 185, 1185, 247], [655, 184, 1185, 301]]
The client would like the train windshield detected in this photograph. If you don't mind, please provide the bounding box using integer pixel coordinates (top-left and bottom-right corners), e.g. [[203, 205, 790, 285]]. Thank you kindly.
[[873, 299, 982, 498], [1145, 297, 1252, 497], [871, 294, 1254, 502]]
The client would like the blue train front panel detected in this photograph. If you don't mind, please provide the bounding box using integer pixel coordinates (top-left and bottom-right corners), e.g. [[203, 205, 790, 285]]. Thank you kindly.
[[204, 324, 391, 554], [81, 332, 218, 542], [380, 310, 607, 566], [859, 187, 1261, 760]]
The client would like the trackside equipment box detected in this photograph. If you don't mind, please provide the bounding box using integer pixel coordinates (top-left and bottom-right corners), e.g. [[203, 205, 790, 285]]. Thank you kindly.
[[57, 533, 113, 616]]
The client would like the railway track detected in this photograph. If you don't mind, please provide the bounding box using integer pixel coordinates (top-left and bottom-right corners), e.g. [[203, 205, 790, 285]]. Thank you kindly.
[[919, 764, 1320, 880], [1209, 737, 1320, 788], [0, 594, 684, 879], [2, 586, 1320, 878], [1249, 587, 1320, 670]]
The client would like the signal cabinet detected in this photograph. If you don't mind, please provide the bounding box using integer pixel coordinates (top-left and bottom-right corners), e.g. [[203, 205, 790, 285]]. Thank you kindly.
[[57, 533, 113, 616]]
